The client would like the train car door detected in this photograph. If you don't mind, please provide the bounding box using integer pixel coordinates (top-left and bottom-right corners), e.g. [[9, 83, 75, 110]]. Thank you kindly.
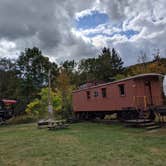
[[144, 80, 153, 105]]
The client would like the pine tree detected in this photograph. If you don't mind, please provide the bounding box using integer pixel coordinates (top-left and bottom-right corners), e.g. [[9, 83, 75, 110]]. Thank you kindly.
[[97, 47, 124, 82]]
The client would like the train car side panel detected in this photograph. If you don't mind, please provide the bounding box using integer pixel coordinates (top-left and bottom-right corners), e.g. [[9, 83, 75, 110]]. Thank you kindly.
[[73, 74, 164, 114], [73, 79, 136, 112]]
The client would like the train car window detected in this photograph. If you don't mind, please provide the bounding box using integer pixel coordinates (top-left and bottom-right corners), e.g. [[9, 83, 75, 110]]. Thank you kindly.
[[86, 91, 91, 99], [118, 84, 125, 96], [101, 88, 107, 97], [94, 91, 98, 97]]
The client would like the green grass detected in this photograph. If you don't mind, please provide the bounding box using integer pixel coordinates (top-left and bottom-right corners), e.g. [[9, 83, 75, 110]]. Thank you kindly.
[[0, 122, 166, 166]]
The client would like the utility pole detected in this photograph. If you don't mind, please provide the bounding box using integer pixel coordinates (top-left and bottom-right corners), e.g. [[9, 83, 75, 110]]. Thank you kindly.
[[48, 69, 53, 119]]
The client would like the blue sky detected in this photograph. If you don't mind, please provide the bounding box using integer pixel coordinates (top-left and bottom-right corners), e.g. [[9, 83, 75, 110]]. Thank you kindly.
[[75, 11, 139, 39], [75, 11, 109, 29]]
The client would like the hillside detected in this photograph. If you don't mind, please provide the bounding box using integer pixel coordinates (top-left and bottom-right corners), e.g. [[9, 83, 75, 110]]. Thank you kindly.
[[126, 58, 166, 76]]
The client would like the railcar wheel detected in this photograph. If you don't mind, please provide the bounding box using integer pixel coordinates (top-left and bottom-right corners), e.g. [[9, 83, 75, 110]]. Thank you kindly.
[[117, 110, 139, 121], [75, 112, 81, 121], [117, 112, 123, 121], [86, 113, 95, 120], [99, 114, 105, 119]]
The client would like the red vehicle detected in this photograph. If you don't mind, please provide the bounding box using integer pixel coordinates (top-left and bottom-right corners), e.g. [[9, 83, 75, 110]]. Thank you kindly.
[[0, 99, 17, 121], [72, 73, 164, 120]]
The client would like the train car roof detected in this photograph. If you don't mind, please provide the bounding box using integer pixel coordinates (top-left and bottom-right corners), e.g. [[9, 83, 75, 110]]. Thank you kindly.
[[2, 99, 17, 104], [73, 73, 164, 93]]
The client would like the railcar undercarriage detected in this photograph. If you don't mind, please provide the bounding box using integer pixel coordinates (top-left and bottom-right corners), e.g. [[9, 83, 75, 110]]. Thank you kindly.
[[74, 106, 165, 123]]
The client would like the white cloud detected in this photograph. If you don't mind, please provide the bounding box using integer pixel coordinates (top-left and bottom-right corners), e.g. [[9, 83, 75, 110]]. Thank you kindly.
[[71, 28, 91, 44], [75, 9, 94, 21], [0, 39, 17, 58], [0, 0, 165, 66], [91, 35, 109, 48], [73, 0, 166, 65], [0, 40, 16, 50], [75, 23, 121, 36]]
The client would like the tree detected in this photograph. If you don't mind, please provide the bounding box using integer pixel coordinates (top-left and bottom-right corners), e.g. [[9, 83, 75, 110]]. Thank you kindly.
[[78, 58, 97, 82], [134, 50, 149, 74], [25, 88, 62, 118], [61, 60, 78, 85], [96, 47, 124, 81], [0, 58, 21, 99], [153, 48, 161, 62], [111, 48, 124, 75], [78, 47, 124, 83], [0, 58, 16, 71], [62, 60, 76, 73], [17, 47, 58, 103], [57, 68, 74, 119]]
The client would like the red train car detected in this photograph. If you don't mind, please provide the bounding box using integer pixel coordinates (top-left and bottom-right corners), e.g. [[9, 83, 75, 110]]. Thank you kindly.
[[0, 99, 17, 121], [72, 73, 164, 120]]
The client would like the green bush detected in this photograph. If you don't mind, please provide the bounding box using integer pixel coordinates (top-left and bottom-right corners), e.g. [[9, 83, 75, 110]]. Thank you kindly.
[[7, 115, 37, 125], [25, 88, 62, 117]]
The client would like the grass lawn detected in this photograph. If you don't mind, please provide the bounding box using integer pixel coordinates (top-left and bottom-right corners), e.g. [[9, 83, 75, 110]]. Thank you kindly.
[[0, 122, 166, 166]]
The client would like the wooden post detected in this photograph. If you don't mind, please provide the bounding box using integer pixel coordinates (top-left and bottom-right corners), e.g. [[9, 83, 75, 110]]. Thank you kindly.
[[144, 96, 147, 109], [48, 70, 53, 119]]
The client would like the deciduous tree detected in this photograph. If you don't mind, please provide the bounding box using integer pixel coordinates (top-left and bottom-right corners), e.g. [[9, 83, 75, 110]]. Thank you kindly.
[[17, 47, 58, 103]]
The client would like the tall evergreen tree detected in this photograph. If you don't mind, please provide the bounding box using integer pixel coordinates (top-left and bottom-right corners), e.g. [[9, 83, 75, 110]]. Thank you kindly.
[[111, 48, 124, 76], [78, 47, 124, 83], [96, 47, 124, 82]]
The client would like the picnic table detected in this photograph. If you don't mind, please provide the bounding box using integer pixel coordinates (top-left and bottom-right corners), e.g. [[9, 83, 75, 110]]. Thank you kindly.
[[37, 119, 69, 130], [48, 120, 69, 130]]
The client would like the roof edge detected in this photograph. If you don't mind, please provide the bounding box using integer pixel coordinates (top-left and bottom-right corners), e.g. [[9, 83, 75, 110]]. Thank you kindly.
[[73, 73, 164, 93]]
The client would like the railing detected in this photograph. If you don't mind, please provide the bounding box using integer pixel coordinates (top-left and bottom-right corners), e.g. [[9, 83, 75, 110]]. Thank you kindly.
[[133, 96, 162, 110]]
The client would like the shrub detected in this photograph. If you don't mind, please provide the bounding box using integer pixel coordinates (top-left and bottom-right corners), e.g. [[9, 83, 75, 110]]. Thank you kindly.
[[7, 115, 37, 125], [25, 88, 62, 117]]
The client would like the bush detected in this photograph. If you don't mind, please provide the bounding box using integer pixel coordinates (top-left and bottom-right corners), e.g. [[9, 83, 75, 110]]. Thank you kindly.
[[25, 88, 62, 117], [7, 115, 37, 125]]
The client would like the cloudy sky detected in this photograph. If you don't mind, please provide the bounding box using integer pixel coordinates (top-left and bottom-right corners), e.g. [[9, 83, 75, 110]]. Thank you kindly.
[[0, 0, 165, 65]]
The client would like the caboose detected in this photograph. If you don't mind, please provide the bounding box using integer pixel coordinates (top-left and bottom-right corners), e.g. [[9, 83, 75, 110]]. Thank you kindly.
[[0, 99, 17, 122], [72, 73, 164, 120]]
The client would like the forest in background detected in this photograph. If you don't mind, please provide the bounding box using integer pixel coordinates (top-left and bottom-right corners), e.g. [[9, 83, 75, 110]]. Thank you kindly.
[[0, 47, 166, 120]]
